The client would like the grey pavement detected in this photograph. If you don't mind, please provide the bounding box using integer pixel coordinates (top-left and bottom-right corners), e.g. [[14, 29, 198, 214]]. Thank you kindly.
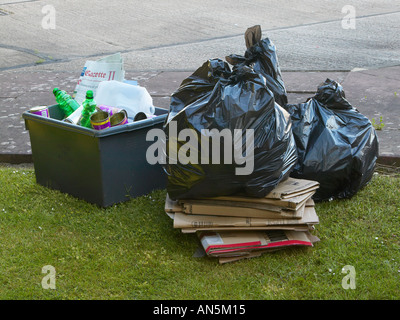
[[0, 0, 399, 165], [1, 67, 399, 166]]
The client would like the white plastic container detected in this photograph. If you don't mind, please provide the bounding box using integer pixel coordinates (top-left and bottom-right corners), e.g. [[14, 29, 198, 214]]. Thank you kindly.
[[94, 80, 155, 118]]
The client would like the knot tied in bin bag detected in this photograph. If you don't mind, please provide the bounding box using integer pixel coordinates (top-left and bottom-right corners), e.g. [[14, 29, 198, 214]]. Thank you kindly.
[[163, 57, 297, 200], [284, 79, 379, 202]]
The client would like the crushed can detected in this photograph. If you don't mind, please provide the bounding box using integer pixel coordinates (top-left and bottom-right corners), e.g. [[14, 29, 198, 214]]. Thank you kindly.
[[98, 104, 124, 116], [63, 105, 83, 124]]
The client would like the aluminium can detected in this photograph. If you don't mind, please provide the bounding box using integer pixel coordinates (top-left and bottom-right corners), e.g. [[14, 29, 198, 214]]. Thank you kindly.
[[29, 106, 49, 117], [133, 112, 157, 122], [90, 111, 111, 130], [110, 110, 128, 127]]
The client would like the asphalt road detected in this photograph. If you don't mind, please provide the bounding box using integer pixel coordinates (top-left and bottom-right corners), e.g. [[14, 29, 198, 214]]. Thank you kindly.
[[0, 0, 399, 73]]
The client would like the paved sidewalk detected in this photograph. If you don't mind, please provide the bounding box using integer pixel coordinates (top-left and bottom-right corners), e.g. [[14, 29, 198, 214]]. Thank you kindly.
[[0, 66, 399, 165]]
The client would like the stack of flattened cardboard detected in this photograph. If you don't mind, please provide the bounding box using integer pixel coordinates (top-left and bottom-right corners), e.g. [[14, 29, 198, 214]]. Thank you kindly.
[[165, 178, 321, 263]]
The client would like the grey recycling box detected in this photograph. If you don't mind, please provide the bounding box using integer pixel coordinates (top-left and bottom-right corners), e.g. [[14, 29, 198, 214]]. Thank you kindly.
[[23, 105, 168, 207]]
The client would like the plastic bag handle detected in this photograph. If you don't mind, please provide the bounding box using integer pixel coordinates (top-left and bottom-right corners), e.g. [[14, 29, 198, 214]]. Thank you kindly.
[[245, 25, 262, 49], [225, 25, 262, 66]]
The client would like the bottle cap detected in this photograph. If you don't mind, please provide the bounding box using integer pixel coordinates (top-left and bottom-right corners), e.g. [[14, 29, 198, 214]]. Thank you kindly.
[[53, 88, 59, 94], [86, 90, 94, 99]]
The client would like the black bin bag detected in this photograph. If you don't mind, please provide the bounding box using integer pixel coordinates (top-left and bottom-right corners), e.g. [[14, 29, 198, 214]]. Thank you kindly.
[[284, 78, 379, 202], [163, 56, 297, 200]]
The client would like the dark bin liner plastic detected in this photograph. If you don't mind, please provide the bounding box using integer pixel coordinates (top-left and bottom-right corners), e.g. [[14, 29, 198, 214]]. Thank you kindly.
[[163, 57, 297, 200], [284, 78, 379, 202], [226, 25, 288, 108]]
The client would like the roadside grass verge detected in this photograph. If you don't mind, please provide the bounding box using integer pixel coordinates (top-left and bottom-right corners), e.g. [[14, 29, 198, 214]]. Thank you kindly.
[[0, 165, 399, 300]]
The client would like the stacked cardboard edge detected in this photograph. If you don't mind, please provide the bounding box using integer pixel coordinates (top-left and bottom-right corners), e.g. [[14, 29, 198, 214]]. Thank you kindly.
[[165, 177, 321, 264]]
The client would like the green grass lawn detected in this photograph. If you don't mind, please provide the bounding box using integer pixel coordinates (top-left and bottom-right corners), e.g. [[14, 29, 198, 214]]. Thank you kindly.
[[0, 165, 399, 300]]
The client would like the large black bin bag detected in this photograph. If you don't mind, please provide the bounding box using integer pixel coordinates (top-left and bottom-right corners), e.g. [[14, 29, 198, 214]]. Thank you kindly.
[[284, 79, 379, 202], [163, 58, 297, 200]]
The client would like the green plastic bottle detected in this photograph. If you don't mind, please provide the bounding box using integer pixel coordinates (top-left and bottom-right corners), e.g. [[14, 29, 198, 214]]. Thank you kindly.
[[53, 88, 80, 117], [79, 90, 97, 128]]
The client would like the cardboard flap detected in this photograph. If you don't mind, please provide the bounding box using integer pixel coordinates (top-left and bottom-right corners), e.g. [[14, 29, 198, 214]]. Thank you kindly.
[[245, 25, 262, 49]]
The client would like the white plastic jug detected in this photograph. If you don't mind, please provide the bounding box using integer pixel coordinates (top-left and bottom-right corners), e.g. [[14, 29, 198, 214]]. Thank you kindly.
[[94, 80, 155, 118]]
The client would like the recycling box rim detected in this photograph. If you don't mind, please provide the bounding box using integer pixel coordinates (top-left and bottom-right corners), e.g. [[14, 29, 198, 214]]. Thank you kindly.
[[22, 104, 167, 137]]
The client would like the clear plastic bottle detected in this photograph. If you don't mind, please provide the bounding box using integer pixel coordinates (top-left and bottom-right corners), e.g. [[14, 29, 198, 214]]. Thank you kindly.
[[53, 88, 80, 117], [79, 90, 97, 128]]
